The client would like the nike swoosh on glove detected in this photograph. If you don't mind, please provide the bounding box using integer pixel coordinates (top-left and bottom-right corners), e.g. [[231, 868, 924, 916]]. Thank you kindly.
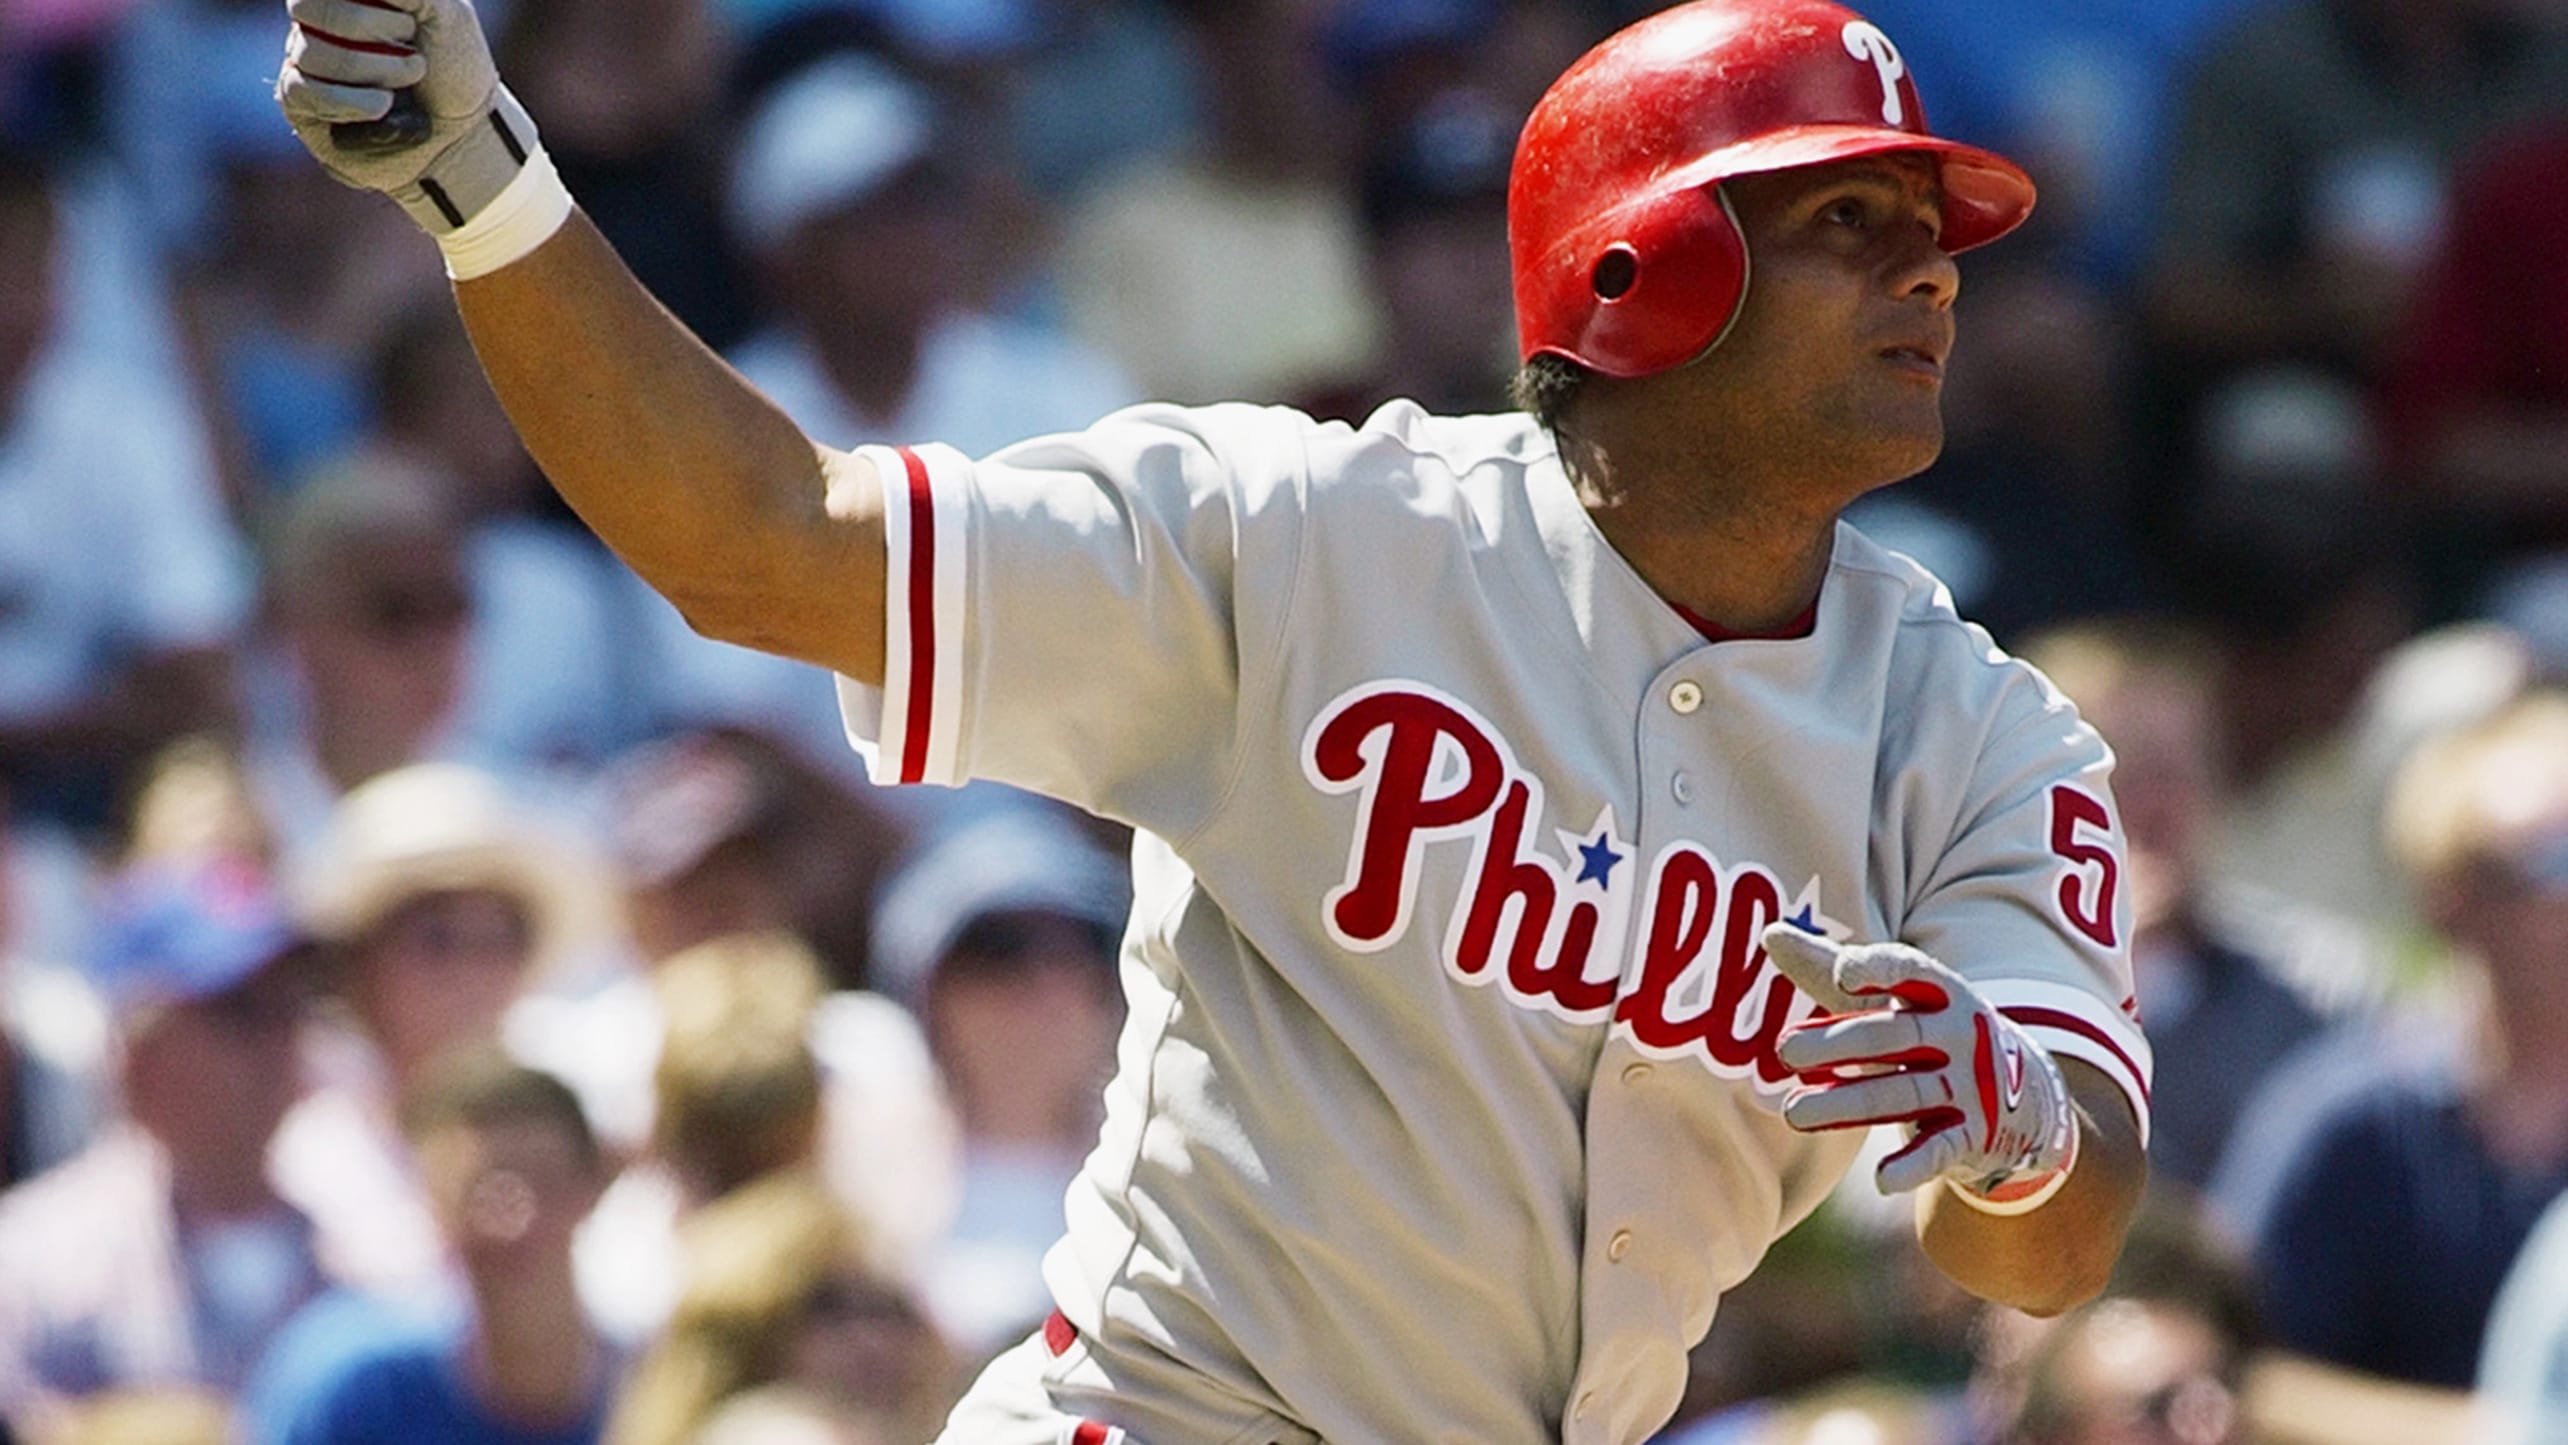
[[1763, 921, 2076, 1212]]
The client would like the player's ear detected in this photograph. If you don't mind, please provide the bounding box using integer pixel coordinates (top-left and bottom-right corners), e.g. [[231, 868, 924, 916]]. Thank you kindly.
[[1518, 180, 1748, 377]]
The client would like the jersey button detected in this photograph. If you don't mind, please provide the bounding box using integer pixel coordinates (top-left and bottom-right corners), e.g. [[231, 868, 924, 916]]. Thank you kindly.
[[1671, 771, 1694, 804], [1607, 1228, 1634, 1262], [1621, 1062, 1653, 1086], [1669, 680, 1703, 714]]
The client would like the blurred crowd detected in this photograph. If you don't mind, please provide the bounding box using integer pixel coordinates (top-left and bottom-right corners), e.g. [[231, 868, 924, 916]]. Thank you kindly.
[[5, 0, 2568, 1441]]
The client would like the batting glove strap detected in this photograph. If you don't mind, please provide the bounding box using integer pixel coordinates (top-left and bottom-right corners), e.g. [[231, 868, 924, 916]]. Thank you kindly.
[[430, 126, 572, 280], [389, 86, 539, 237], [1947, 1120, 2078, 1217]]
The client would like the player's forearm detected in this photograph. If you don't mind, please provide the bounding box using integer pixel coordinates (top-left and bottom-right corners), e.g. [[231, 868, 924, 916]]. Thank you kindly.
[[1914, 1059, 2146, 1317], [454, 213, 888, 682]]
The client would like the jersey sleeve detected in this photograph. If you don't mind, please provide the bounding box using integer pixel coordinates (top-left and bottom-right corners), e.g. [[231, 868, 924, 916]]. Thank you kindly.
[[837, 402, 1312, 835], [1900, 681, 2154, 1145]]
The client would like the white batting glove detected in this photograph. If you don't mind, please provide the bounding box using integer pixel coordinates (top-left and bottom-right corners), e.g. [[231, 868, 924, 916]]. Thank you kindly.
[[275, 0, 569, 275], [1763, 922, 2077, 1214]]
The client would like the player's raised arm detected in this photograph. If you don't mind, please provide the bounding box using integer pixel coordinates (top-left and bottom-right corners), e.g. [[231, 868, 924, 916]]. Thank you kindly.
[[274, 0, 891, 686]]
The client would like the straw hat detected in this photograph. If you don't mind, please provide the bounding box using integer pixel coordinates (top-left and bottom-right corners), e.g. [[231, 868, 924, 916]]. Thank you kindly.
[[292, 763, 612, 974]]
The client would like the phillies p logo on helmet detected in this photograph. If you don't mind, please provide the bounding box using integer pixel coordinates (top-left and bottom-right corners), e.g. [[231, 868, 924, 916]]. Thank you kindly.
[[1840, 20, 1908, 126], [1506, 0, 2036, 379]]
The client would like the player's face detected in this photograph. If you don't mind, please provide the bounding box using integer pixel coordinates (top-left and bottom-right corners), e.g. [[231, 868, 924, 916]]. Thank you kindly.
[[1687, 155, 1958, 492]]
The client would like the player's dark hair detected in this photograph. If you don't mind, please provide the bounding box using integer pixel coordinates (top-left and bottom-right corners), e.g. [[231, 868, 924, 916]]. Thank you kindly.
[[1511, 353, 1588, 437]]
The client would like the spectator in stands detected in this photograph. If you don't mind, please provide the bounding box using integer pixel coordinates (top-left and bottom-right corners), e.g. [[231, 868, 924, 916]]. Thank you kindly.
[[121, 737, 280, 873], [2004, 1298, 2246, 1445], [253, 1052, 616, 1445], [2142, 0, 2568, 389], [649, 935, 828, 1205], [631, 50, 1135, 777], [970, 0, 1202, 204], [2022, 619, 2353, 1190], [566, 930, 832, 1346], [604, 1171, 955, 1445], [868, 808, 1128, 1357], [1979, 1196, 2260, 1445], [724, 46, 1135, 475], [2201, 624, 2531, 1250], [495, 0, 752, 354], [1302, 85, 1518, 423], [36, 1387, 237, 1445], [2177, 371, 2418, 943], [269, 762, 602, 1304], [591, 729, 906, 982], [361, 297, 642, 775], [1319, 0, 1505, 137], [178, 144, 438, 500], [2377, 117, 2568, 625], [0, 736, 276, 1202], [0, 859, 322, 1428], [1055, 0, 1379, 405], [103, 0, 353, 258], [2248, 689, 2568, 1389], [241, 458, 480, 853], [504, 732, 940, 1291], [687, 1384, 891, 1445], [0, 140, 247, 833], [608, 733, 805, 971], [0, 784, 107, 1192]]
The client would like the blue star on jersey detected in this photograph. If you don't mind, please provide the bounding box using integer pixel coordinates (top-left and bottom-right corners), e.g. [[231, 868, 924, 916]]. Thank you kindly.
[[1556, 811, 1627, 891], [1780, 894, 1854, 944], [1576, 829, 1624, 887]]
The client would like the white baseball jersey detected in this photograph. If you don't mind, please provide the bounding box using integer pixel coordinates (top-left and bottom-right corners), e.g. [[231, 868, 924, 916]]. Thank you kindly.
[[837, 399, 2152, 1445]]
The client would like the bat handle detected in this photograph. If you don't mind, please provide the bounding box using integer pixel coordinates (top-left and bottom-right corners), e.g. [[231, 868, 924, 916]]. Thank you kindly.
[[331, 88, 431, 154]]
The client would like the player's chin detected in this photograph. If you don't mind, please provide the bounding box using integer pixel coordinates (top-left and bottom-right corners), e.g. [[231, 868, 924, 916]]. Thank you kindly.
[[1856, 413, 1945, 487], [1889, 430, 1944, 483]]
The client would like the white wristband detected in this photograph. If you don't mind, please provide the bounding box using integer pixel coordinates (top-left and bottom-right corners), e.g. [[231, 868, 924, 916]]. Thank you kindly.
[[1946, 1126, 2079, 1217], [437, 145, 574, 281]]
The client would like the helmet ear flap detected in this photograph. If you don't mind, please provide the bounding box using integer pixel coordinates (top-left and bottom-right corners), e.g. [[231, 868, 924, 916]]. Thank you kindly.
[[1563, 184, 1749, 378]]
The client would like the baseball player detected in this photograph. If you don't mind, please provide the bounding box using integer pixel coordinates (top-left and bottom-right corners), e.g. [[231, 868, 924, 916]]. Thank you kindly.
[[274, 2, 2153, 1441]]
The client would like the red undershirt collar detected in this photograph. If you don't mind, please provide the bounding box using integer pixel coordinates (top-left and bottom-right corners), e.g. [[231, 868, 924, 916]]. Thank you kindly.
[[1670, 597, 1820, 644]]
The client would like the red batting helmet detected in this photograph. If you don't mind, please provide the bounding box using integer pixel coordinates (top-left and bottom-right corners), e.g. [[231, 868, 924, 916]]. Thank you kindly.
[[1508, 0, 2036, 379]]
